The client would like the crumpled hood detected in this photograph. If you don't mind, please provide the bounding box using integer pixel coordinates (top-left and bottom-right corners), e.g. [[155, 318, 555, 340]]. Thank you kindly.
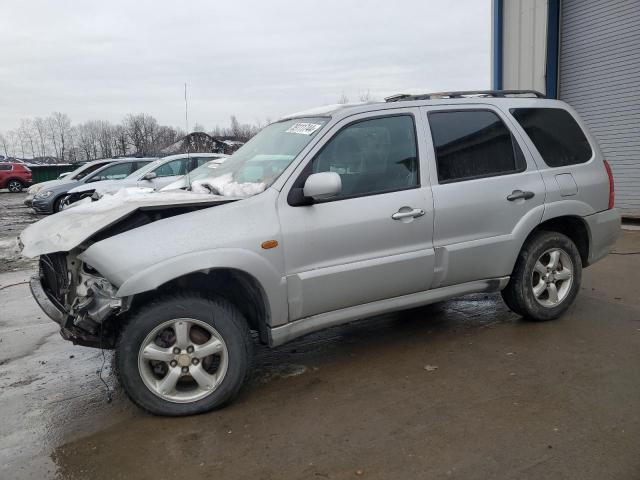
[[20, 188, 235, 257]]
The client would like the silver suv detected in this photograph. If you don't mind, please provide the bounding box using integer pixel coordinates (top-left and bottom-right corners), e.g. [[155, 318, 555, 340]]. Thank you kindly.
[[22, 91, 620, 416]]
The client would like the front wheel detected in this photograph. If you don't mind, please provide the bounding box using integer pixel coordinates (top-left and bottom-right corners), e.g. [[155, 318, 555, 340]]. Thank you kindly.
[[116, 294, 253, 416], [501, 231, 582, 321]]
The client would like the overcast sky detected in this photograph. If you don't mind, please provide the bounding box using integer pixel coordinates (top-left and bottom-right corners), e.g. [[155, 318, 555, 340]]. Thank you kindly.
[[0, 0, 491, 132]]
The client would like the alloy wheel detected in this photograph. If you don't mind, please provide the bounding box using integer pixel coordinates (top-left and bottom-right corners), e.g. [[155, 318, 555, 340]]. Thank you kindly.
[[137, 318, 229, 403], [8, 180, 22, 192], [531, 248, 574, 307]]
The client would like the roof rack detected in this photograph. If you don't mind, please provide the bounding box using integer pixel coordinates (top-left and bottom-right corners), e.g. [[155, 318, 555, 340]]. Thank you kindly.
[[384, 90, 546, 102]]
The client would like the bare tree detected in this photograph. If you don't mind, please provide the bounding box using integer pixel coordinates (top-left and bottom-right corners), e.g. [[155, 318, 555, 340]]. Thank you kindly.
[[76, 122, 99, 161], [46, 115, 61, 159], [96, 120, 114, 158], [3, 110, 265, 161], [33, 117, 49, 158], [0, 132, 11, 158], [113, 125, 128, 157], [50, 112, 72, 161], [337, 93, 349, 104], [359, 90, 374, 102], [19, 119, 38, 158]]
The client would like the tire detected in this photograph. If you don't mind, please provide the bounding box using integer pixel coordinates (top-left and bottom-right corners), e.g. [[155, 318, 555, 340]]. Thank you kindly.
[[7, 180, 24, 193], [501, 230, 582, 321], [52, 196, 65, 213], [116, 293, 253, 416]]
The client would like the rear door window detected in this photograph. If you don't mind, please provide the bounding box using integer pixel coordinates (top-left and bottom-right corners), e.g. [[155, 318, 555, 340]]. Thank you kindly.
[[428, 110, 526, 183], [510, 108, 592, 167]]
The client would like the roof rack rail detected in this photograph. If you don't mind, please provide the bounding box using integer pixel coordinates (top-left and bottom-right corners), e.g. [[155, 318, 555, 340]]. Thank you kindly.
[[384, 90, 546, 102]]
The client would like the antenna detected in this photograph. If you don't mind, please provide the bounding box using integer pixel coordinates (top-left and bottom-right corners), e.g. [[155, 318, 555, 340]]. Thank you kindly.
[[184, 82, 189, 135], [184, 82, 192, 190]]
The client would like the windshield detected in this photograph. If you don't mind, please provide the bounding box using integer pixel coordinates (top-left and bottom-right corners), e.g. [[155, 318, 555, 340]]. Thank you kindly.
[[189, 117, 328, 197], [184, 159, 225, 181]]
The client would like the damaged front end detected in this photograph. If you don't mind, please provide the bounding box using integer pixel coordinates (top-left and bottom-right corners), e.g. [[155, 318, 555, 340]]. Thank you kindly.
[[22, 189, 237, 348], [31, 251, 129, 348]]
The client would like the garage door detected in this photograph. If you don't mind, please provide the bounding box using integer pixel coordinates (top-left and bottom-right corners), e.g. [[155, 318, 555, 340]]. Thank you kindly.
[[559, 0, 640, 217]]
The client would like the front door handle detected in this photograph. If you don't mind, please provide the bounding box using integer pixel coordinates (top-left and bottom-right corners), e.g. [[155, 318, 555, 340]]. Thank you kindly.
[[392, 207, 425, 221], [507, 190, 535, 201]]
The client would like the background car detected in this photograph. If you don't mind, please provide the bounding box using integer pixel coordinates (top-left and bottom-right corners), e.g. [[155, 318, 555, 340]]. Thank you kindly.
[[160, 155, 228, 191], [24, 158, 118, 207], [0, 162, 32, 192], [63, 153, 227, 205], [31, 158, 155, 214]]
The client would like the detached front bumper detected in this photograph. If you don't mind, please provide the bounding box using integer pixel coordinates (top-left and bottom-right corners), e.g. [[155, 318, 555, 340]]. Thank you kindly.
[[29, 274, 68, 325]]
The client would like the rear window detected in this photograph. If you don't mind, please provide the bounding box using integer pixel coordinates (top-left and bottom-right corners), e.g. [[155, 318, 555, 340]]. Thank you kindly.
[[510, 108, 592, 167], [0, 164, 12, 171]]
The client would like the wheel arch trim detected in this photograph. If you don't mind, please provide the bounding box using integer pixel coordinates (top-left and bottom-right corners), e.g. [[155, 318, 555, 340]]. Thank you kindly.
[[113, 248, 287, 328]]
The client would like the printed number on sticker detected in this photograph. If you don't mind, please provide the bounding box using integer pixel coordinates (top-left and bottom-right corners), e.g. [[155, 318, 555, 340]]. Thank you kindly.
[[286, 123, 322, 135]]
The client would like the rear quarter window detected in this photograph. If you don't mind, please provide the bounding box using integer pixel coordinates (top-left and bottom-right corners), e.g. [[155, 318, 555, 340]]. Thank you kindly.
[[510, 108, 592, 167]]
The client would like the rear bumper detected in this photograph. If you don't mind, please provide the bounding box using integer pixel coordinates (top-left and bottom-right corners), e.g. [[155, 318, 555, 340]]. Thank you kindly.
[[29, 275, 67, 325], [584, 208, 621, 266]]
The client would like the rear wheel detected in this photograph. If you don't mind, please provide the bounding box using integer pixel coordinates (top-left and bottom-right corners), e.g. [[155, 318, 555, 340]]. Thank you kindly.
[[501, 231, 582, 321], [7, 180, 24, 192], [116, 293, 253, 416]]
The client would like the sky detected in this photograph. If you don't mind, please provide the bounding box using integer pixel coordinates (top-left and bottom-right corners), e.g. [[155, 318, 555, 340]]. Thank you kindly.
[[0, 0, 491, 132]]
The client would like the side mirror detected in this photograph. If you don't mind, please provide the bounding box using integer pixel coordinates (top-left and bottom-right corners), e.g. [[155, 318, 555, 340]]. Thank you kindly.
[[58, 172, 71, 179], [303, 172, 342, 201], [143, 172, 157, 181]]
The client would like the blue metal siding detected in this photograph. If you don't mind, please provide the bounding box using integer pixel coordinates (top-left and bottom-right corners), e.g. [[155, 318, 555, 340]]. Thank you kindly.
[[492, 0, 503, 90], [545, 0, 560, 98]]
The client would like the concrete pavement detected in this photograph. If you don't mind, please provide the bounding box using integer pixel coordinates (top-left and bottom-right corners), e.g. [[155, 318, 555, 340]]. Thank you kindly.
[[1, 230, 639, 479]]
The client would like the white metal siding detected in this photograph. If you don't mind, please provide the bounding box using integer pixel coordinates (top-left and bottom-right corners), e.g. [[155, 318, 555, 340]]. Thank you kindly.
[[559, 0, 640, 217], [503, 0, 548, 93]]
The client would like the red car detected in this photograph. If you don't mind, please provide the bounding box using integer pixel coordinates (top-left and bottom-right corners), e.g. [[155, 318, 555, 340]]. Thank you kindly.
[[0, 162, 33, 192]]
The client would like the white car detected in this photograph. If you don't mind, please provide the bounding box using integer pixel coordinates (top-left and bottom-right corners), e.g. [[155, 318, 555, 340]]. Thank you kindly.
[[160, 155, 228, 191], [63, 153, 227, 205]]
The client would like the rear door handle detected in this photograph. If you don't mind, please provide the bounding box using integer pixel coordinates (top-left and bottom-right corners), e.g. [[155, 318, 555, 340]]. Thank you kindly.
[[392, 207, 425, 221], [507, 190, 535, 201]]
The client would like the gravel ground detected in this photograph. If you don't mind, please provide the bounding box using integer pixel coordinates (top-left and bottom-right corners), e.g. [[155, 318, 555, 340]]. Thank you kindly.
[[0, 191, 39, 272]]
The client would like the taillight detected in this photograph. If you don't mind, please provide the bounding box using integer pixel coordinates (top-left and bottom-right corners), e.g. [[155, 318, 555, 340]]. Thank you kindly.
[[604, 160, 615, 209]]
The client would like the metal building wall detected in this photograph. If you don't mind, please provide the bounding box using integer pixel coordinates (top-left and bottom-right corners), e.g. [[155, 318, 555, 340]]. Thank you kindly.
[[502, 0, 549, 93], [559, 0, 640, 217]]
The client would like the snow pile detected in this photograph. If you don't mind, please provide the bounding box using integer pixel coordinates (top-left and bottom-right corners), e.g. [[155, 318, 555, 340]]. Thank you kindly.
[[69, 187, 217, 213], [191, 173, 266, 197]]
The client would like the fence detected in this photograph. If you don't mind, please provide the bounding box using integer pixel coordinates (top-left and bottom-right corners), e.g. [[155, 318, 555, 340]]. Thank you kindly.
[[29, 164, 77, 184]]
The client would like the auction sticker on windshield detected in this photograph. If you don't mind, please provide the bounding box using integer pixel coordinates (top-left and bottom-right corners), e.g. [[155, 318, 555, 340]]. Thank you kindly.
[[286, 123, 322, 135]]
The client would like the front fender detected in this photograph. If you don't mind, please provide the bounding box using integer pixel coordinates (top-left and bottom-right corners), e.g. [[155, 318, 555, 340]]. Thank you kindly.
[[114, 248, 288, 327]]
